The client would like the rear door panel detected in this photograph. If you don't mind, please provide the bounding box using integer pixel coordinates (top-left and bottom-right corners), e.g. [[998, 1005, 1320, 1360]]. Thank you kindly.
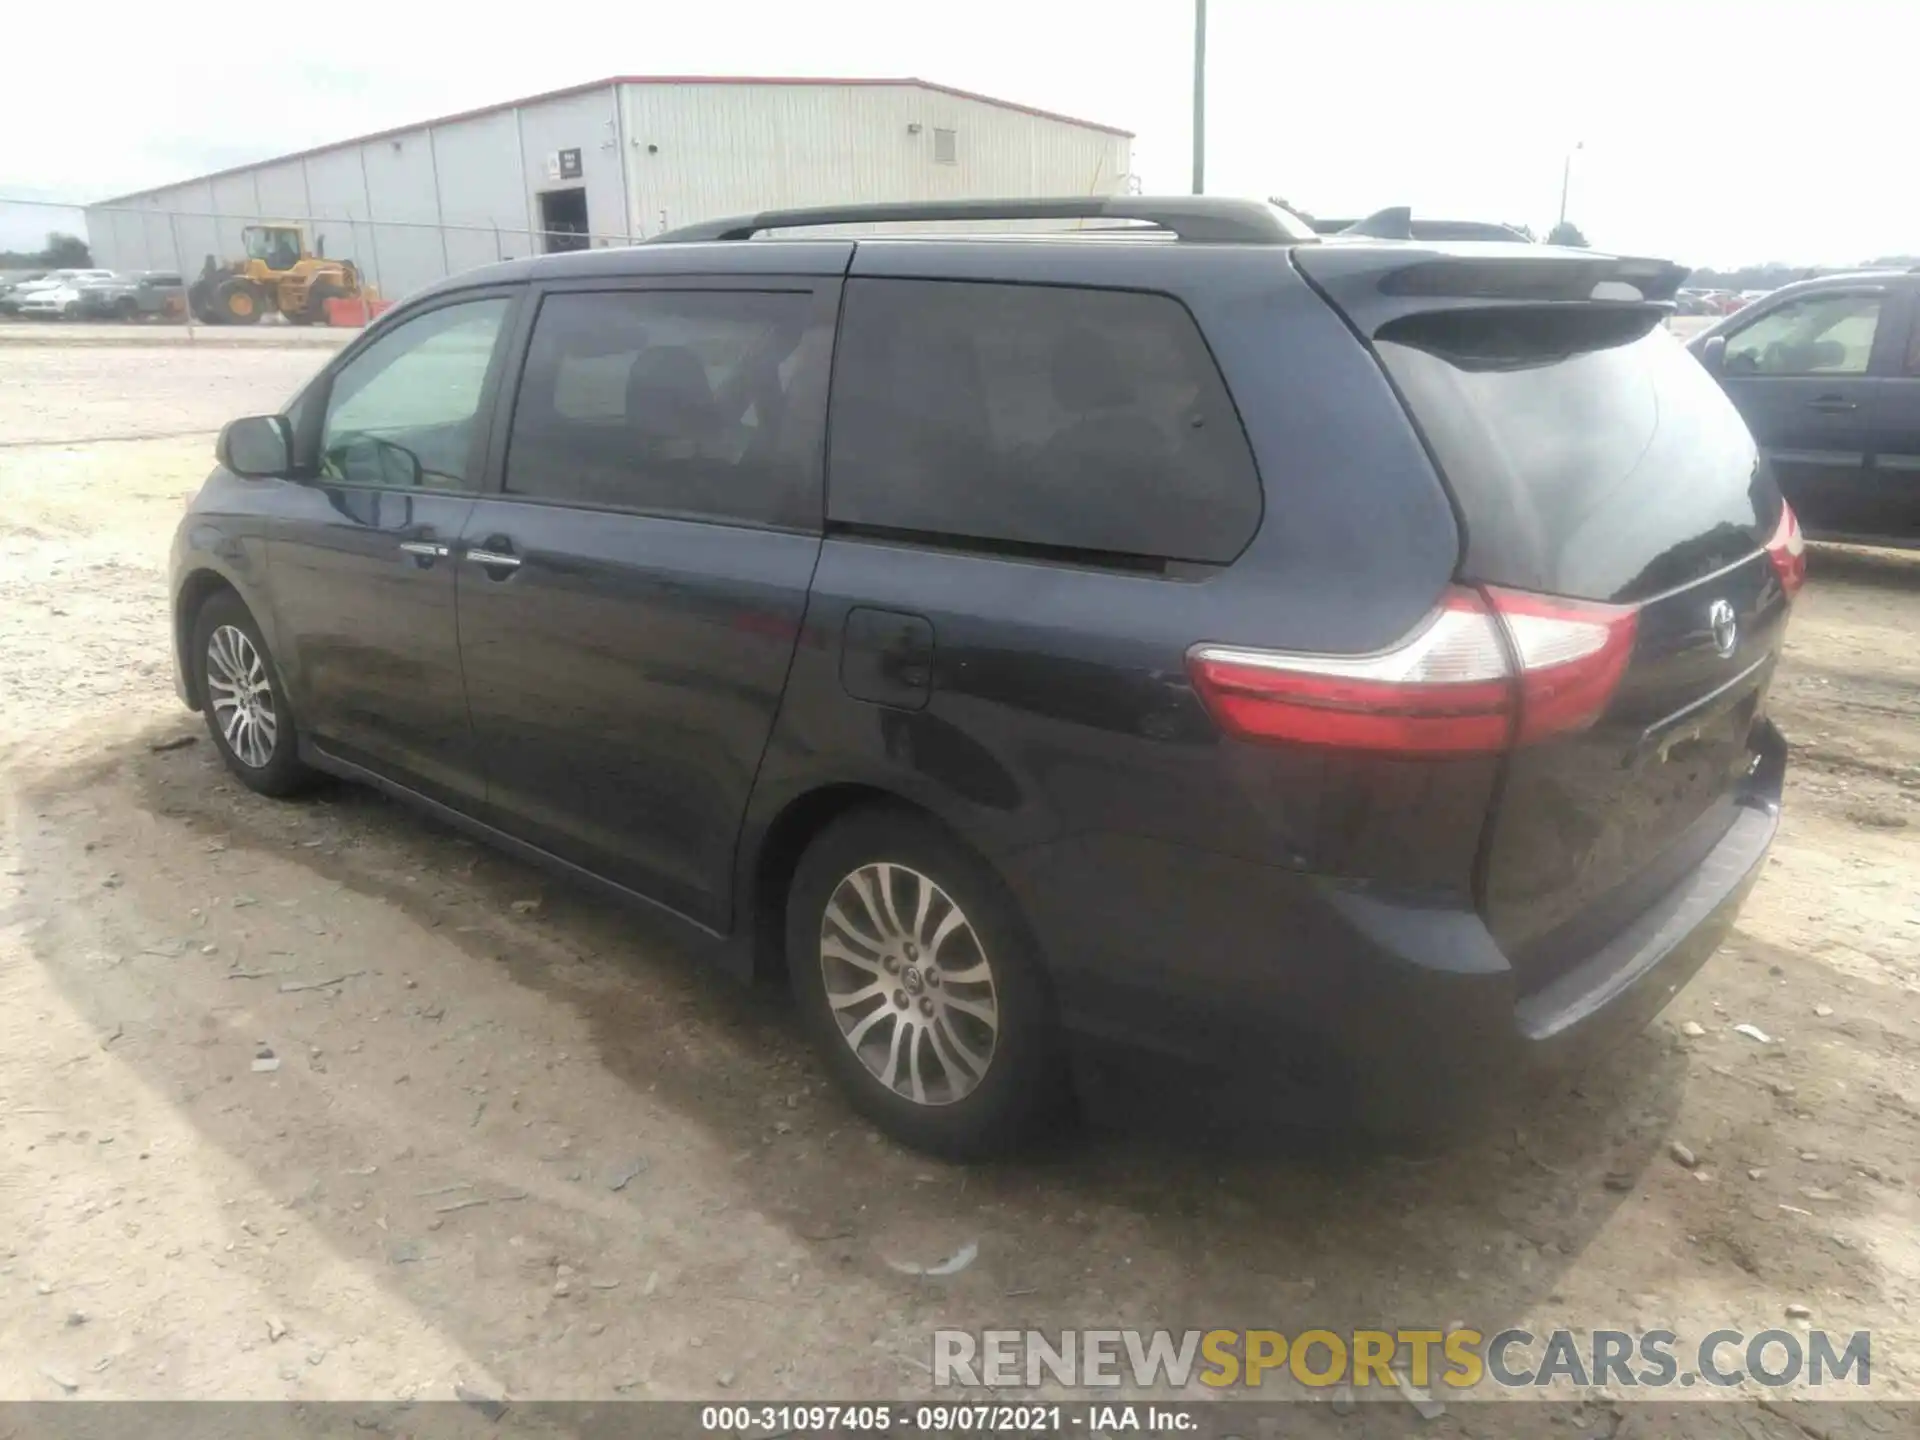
[[1718, 372, 1871, 534], [454, 276, 838, 930], [455, 503, 819, 926]]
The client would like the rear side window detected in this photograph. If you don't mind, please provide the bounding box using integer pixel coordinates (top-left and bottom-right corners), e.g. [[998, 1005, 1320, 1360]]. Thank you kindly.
[[505, 289, 825, 527], [1378, 309, 1769, 603], [827, 278, 1260, 564]]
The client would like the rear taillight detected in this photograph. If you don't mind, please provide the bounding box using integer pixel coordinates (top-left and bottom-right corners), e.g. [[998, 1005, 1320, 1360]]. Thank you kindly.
[[1490, 587, 1640, 745], [1766, 503, 1806, 601], [1187, 586, 1638, 756]]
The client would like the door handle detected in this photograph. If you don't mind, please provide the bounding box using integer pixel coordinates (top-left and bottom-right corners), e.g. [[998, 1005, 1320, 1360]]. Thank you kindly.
[[465, 546, 522, 574], [1808, 396, 1857, 413], [397, 539, 450, 566]]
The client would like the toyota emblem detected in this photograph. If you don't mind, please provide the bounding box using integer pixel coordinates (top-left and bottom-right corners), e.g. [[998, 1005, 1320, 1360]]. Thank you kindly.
[[1708, 599, 1738, 658]]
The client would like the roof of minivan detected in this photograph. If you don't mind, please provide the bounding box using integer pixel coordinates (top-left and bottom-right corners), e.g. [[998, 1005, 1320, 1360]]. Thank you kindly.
[[413, 230, 1675, 312]]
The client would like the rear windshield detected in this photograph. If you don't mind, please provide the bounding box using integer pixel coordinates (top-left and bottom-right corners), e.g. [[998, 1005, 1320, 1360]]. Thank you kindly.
[[1377, 309, 1773, 604]]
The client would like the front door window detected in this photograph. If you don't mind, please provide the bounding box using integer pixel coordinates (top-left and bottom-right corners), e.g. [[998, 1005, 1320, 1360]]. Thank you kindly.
[[1725, 293, 1883, 376], [318, 298, 512, 490]]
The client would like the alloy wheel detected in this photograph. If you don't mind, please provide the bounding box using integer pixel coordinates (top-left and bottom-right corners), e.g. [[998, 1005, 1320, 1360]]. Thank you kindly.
[[818, 862, 1000, 1106], [206, 624, 278, 769]]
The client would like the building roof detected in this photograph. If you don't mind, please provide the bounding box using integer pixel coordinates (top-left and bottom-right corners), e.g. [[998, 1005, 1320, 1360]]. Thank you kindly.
[[93, 76, 1133, 206]]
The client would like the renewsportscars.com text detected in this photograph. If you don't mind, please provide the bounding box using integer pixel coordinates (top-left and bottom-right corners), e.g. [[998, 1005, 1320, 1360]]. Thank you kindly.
[[933, 1328, 1871, 1391]]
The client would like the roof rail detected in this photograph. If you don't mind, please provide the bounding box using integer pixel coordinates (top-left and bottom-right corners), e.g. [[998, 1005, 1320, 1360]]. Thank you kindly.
[[648, 196, 1315, 245]]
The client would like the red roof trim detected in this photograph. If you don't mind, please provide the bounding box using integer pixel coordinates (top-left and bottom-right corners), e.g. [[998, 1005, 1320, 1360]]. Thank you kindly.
[[93, 76, 1132, 205]]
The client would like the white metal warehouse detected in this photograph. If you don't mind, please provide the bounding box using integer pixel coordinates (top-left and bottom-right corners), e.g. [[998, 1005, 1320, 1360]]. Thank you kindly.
[[85, 76, 1134, 302]]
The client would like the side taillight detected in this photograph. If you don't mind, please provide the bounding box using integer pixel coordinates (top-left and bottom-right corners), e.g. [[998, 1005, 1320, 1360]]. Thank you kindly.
[[1187, 586, 1638, 756], [1766, 503, 1806, 600]]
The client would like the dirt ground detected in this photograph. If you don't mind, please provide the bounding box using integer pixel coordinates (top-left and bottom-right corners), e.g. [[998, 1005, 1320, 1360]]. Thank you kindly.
[[1, 342, 1915, 1427]]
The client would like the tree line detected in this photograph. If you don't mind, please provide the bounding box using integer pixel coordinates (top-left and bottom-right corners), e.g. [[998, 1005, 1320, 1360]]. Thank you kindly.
[[1683, 256, 1918, 290], [0, 231, 93, 269]]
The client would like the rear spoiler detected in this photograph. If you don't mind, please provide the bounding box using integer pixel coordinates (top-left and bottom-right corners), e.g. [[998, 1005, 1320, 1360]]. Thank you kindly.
[[1293, 244, 1688, 334]]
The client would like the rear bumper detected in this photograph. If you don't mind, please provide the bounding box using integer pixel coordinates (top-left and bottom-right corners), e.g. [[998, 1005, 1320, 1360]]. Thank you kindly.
[[1366, 797, 1773, 1134], [1008, 730, 1783, 1137]]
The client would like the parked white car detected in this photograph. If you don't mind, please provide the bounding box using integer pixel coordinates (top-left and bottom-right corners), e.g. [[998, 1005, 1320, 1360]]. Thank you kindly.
[[12, 268, 115, 318]]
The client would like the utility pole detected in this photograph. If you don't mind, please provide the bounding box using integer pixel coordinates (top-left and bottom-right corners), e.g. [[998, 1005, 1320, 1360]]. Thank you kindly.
[[1558, 140, 1584, 227], [1192, 0, 1207, 194]]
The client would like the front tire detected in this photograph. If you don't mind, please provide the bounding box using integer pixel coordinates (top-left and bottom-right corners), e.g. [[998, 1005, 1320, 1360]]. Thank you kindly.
[[191, 592, 313, 797], [214, 278, 263, 325], [787, 808, 1067, 1158]]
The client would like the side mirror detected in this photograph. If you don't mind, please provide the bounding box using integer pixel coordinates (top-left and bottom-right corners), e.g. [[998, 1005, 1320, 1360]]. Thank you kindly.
[[330, 435, 423, 489], [368, 438, 423, 489], [216, 415, 292, 478], [1699, 335, 1728, 375]]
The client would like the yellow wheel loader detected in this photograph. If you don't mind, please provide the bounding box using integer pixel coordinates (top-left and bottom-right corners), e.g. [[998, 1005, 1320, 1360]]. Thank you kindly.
[[188, 224, 369, 326]]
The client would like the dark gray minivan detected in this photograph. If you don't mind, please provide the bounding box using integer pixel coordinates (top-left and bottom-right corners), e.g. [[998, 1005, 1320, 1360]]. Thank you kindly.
[[171, 197, 1801, 1156]]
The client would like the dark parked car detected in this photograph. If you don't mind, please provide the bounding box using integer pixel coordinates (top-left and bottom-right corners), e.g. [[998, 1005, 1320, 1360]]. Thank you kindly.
[[170, 197, 1800, 1157], [78, 271, 186, 321], [1690, 269, 1920, 548]]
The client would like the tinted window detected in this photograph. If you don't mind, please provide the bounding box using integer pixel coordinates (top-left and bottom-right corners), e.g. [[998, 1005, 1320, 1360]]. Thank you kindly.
[[504, 289, 824, 527], [319, 297, 511, 490], [1725, 292, 1882, 376], [827, 278, 1260, 564], [1378, 309, 1769, 604]]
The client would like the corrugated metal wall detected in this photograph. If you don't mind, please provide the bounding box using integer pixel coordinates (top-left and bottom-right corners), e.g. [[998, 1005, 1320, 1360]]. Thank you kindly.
[[515, 87, 628, 247], [84, 83, 1132, 300], [622, 83, 1130, 238], [430, 109, 539, 274]]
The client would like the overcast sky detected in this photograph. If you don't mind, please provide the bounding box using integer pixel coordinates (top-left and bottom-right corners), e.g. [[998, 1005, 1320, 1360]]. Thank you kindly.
[[0, 0, 1909, 266]]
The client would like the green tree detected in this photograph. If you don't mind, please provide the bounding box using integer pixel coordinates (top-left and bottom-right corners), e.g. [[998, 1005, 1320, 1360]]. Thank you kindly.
[[43, 232, 91, 266], [0, 232, 93, 268], [1546, 221, 1589, 247]]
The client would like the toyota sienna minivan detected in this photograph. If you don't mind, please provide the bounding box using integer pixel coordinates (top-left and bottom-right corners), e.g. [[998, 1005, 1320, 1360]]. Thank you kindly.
[[171, 197, 1801, 1156]]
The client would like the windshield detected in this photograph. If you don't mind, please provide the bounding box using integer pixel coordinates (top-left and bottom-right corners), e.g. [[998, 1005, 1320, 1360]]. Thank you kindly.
[[244, 229, 300, 262]]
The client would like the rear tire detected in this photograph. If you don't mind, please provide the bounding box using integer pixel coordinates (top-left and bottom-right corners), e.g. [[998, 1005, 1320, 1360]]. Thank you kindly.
[[190, 591, 314, 798], [787, 807, 1068, 1159], [188, 279, 222, 325], [297, 279, 344, 326]]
